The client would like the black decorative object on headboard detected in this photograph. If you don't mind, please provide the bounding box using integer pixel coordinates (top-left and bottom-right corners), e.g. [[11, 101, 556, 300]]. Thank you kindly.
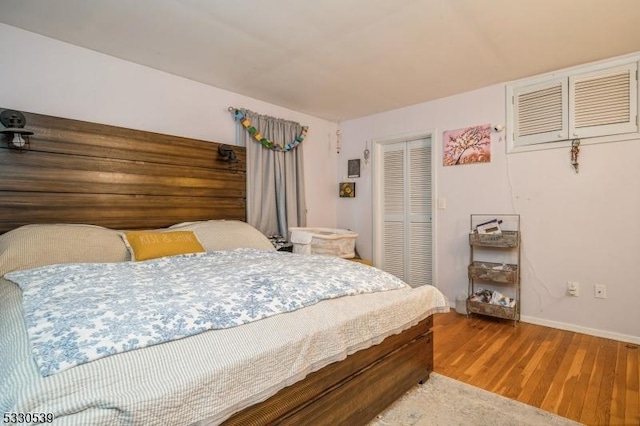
[[0, 109, 33, 151], [218, 144, 237, 162]]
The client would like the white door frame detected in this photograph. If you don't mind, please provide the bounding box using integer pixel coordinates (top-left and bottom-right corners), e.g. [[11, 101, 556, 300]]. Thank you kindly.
[[372, 130, 438, 286]]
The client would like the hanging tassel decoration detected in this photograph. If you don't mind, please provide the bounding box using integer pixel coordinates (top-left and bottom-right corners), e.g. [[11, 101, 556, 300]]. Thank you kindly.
[[570, 139, 580, 173], [363, 140, 370, 166]]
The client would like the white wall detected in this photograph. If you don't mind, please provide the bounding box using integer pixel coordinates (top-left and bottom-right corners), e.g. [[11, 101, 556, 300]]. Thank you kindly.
[[0, 23, 339, 229], [338, 79, 640, 343]]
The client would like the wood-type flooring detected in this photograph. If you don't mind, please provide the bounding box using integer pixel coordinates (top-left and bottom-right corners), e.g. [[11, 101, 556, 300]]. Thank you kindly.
[[433, 311, 639, 426]]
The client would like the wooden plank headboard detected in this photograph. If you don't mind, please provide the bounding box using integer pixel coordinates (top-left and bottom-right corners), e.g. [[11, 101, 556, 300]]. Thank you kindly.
[[0, 108, 246, 234]]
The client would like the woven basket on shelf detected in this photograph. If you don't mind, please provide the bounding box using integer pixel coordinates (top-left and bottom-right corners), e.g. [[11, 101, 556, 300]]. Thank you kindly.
[[468, 261, 518, 284], [469, 231, 519, 247], [467, 300, 518, 320]]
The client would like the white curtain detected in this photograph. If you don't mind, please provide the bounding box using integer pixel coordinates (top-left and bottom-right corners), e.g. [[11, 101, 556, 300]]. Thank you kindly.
[[238, 110, 307, 238]]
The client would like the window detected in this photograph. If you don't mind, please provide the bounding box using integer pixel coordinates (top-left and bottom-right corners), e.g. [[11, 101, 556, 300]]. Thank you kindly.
[[507, 57, 638, 152]]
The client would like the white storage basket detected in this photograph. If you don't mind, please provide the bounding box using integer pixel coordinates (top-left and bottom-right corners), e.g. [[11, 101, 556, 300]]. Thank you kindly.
[[289, 227, 358, 258]]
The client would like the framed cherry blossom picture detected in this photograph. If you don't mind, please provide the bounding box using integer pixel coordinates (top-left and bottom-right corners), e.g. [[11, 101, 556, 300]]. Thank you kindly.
[[443, 124, 491, 166]]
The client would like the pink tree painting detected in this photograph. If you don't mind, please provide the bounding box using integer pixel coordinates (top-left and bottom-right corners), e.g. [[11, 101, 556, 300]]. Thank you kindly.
[[443, 124, 491, 166]]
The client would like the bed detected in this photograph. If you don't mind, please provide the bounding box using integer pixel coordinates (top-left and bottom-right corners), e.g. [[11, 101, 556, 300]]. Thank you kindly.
[[0, 108, 449, 425]]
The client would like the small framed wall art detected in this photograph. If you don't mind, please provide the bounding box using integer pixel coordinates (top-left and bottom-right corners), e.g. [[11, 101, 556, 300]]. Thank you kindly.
[[339, 182, 356, 197], [348, 159, 361, 178]]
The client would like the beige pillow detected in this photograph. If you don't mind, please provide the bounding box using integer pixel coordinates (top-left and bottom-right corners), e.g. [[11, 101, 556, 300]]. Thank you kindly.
[[0, 224, 129, 276], [123, 230, 205, 261], [169, 220, 275, 251]]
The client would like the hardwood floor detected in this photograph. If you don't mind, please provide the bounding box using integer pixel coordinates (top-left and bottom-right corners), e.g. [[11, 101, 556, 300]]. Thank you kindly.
[[432, 311, 639, 426]]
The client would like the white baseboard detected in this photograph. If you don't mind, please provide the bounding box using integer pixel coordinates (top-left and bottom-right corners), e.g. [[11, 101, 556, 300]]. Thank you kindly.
[[443, 301, 640, 345], [520, 315, 640, 346]]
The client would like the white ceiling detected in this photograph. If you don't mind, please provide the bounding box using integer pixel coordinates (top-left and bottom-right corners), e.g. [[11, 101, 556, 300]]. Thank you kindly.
[[2, 0, 640, 122]]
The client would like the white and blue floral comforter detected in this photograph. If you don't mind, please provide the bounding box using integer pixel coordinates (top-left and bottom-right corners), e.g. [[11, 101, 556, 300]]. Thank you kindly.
[[5, 248, 407, 376]]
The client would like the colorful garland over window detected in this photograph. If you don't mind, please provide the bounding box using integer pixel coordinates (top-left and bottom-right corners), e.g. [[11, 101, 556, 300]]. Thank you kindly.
[[233, 109, 308, 152]]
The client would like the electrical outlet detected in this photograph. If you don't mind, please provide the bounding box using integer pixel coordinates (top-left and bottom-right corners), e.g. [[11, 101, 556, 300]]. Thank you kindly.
[[595, 284, 607, 299], [567, 281, 579, 297]]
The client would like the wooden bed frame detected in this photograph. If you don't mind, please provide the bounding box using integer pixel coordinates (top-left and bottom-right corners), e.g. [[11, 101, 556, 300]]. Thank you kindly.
[[224, 317, 433, 425], [0, 108, 434, 425]]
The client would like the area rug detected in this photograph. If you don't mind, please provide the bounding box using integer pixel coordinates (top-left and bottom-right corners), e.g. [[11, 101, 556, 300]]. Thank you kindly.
[[368, 373, 584, 426]]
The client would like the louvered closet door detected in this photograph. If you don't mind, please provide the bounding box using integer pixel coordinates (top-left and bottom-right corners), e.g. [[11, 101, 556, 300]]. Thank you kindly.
[[380, 138, 432, 287], [407, 140, 432, 286], [381, 144, 405, 280]]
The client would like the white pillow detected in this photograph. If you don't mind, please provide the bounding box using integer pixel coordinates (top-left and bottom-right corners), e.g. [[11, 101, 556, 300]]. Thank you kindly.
[[0, 224, 129, 276], [169, 220, 275, 251]]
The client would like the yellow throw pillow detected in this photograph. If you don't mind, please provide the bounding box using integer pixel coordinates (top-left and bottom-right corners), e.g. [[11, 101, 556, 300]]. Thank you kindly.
[[123, 231, 205, 261]]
